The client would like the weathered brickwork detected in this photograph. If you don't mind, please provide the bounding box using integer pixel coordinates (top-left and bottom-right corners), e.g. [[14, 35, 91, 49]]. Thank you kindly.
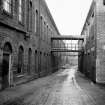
[[79, 0, 105, 83], [95, 0, 105, 83], [78, 1, 96, 82], [0, 0, 62, 90]]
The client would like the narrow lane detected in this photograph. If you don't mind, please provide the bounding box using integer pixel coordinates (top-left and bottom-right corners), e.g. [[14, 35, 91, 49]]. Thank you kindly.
[[1, 66, 105, 105], [22, 66, 105, 105]]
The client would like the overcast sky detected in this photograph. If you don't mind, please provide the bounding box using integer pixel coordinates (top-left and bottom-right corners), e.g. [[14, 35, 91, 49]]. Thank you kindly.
[[46, 0, 93, 36]]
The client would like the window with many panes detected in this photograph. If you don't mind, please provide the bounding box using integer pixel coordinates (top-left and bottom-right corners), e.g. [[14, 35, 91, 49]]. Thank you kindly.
[[3, 0, 12, 13]]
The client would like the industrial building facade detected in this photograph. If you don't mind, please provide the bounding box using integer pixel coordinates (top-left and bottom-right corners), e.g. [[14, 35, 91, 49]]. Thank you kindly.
[[79, 0, 105, 83], [0, 0, 64, 89]]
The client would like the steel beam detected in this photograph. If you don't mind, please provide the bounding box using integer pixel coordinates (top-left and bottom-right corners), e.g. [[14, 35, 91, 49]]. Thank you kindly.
[[51, 35, 84, 40], [51, 49, 83, 52]]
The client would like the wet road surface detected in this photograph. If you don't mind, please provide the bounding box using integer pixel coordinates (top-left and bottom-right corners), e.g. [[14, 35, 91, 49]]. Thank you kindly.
[[1, 66, 105, 105]]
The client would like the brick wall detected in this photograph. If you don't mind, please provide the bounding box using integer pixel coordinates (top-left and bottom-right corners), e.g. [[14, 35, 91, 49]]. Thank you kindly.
[[0, 0, 61, 88], [79, 1, 96, 82], [96, 0, 105, 83]]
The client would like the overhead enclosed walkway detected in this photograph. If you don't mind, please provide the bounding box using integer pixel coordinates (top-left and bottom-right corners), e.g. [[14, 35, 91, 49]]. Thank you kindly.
[[51, 35, 84, 53], [50, 35, 84, 71]]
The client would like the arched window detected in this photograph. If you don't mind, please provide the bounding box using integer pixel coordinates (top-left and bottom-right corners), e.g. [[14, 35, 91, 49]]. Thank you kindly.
[[35, 10, 38, 33], [44, 21, 46, 40], [40, 16, 43, 38], [47, 25, 48, 41], [29, 0, 32, 31], [3, 42, 12, 54], [18, 46, 24, 74], [2, 42, 12, 88]]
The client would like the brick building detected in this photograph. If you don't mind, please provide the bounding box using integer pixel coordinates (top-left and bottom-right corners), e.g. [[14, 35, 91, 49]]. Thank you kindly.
[[78, 0, 105, 83], [0, 0, 63, 90]]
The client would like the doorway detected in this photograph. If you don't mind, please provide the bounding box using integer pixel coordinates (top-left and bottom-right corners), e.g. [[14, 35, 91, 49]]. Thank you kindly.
[[2, 53, 10, 89], [2, 42, 12, 89]]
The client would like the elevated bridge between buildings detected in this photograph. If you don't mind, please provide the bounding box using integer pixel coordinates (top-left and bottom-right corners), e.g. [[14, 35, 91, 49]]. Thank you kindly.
[[51, 35, 84, 53], [51, 35, 84, 40], [50, 35, 84, 72]]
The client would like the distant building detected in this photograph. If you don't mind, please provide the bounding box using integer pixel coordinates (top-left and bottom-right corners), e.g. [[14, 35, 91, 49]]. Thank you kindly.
[[0, 0, 63, 90], [78, 0, 105, 83]]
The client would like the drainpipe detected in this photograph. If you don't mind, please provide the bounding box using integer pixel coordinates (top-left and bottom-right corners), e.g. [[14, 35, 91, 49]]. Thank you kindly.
[[38, 0, 41, 77]]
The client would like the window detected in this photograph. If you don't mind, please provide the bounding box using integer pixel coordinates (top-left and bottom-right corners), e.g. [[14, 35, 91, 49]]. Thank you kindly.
[[92, 12, 94, 18], [29, 1, 32, 31], [28, 48, 32, 74], [42, 17, 44, 40], [47, 25, 48, 37], [40, 16, 43, 38], [18, 0, 23, 22], [103, 0, 105, 5], [47, 26, 49, 42], [35, 10, 38, 33], [0, 0, 2, 7], [3, 0, 12, 13], [14, 0, 18, 13], [44, 21, 46, 40], [34, 50, 37, 73], [18, 46, 24, 74]]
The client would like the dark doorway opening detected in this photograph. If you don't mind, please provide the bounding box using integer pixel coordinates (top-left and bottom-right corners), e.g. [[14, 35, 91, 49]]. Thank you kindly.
[[2, 42, 12, 89]]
